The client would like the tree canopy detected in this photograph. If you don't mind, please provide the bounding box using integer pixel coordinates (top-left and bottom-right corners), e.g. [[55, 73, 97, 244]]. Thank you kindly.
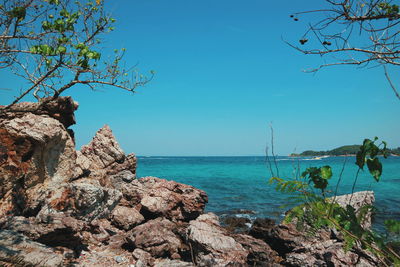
[[0, 0, 153, 112]]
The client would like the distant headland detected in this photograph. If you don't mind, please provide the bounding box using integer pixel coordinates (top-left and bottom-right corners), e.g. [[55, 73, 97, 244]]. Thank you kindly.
[[290, 145, 400, 157]]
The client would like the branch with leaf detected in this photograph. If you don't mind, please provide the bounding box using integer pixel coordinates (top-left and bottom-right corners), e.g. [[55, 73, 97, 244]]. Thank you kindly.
[[287, 0, 400, 100], [0, 0, 154, 113]]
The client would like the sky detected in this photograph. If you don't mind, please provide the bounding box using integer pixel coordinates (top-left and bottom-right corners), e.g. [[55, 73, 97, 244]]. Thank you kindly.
[[1, 0, 400, 156]]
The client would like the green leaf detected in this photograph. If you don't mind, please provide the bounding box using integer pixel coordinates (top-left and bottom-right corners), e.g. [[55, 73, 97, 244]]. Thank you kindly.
[[60, 9, 70, 18], [57, 46, 66, 54], [320, 166, 332, 179], [8, 6, 26, 21], [356, 150, 365, 169], [366, 158, 382, 181], [385, 219, 400, 234]]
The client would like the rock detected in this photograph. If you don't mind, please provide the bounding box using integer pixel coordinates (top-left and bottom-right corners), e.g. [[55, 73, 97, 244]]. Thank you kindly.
[[0, 230, 64, 267], [0, 114, 78, 193], [79, 125, 137, 181], [111, 205, 144, 230], [127, 177, 208, 221], [36, 181, 122, 221], [232, 233, 283, 266], [132, 248, 155, 266], [222, 216, 251, 233], [75, 248, 134, 267], [248, 217, 378, 266], [129, 218, 183, 258], [186, 213, 248, 266], [154, 259, 195, 267], [249, 218, 298, 256], [328, 191, 375, 229], [0, 96, 78, 129]]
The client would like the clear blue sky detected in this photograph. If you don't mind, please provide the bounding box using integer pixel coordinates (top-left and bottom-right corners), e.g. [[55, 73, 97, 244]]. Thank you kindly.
[[1, 0, 399, 156]]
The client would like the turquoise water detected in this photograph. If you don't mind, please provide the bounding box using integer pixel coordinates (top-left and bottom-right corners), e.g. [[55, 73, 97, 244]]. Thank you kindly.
[[136, 156, 400, 231]]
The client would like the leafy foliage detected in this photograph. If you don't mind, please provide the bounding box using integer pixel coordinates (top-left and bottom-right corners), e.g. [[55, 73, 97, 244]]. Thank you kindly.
[[270, 137, 400, 265], [0, 0, 154, 110]]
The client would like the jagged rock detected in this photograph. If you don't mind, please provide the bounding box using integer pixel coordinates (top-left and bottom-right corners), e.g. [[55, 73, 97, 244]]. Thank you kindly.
[[0, 96, 79, 129], [132, 248, 155, 266], [111, 205, 144, 230], [0, 113, 81, 217], [78, 125, 136, 181], [0, 113, 78, 190], [232, 233, 283, 266], [129, 218, 183, 258], [222, 216, 251, 233], [0, 98, 384, 267], [36, 181, 122, 222], [0, 230, 64, 267], [126, 177, 208, 221], [186, 213, 248, 266], [76, 248, 134, 267], [248, 218, 378, 266]]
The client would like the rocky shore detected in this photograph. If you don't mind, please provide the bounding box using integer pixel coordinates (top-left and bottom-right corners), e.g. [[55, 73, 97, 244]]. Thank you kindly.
[[0, 97, 379, 266]]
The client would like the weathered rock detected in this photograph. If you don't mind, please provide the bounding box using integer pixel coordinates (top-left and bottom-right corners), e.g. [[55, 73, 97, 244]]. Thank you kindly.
[[249, 217, 378, 266], [0, 113, 78, 196], [186, 213, 248, 266], [232, 233, 283, 266], [36, 181, 122, 222], [76, 248, 134, 267], [79, 125, 136, 181], [0, 230, 64, 267], [132, 248, 155, 266], [126, 177, 208, 221], [129, 218, 183, 258], [222, 216, 251, 233], [111, 205, 144, 230], [0, 96, 78, 129], [249, 218, 299, 256]]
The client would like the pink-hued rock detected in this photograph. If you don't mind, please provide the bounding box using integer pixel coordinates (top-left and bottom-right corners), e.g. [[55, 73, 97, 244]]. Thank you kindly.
[[111, 205, 144, 230], [186, 213, 248, 266], [36, 181, 122, 222], [129, 218, 183, 258], [78, 125, 137, 181], [127, 177, 208, 221]]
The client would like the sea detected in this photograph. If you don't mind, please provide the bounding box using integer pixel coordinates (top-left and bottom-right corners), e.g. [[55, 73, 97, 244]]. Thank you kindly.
[[136, 156, 400, 233]]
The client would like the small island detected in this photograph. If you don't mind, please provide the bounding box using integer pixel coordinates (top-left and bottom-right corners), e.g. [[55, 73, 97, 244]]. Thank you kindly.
[[290, 145, 400, 157]]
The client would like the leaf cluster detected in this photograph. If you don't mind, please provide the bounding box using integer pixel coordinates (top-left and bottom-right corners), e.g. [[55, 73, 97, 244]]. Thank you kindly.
[[270, 137, 400, 265]]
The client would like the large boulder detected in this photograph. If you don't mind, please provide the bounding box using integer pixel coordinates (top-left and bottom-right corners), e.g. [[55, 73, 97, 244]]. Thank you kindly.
[[36, 180, 122, 222], [129, 218, 183, 258], [126, 177, 208, 221], [110, 205, 144, 230], [186, 213, 248, 266], [231, 233, 283, 266], [0, 113, 81, 217]]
